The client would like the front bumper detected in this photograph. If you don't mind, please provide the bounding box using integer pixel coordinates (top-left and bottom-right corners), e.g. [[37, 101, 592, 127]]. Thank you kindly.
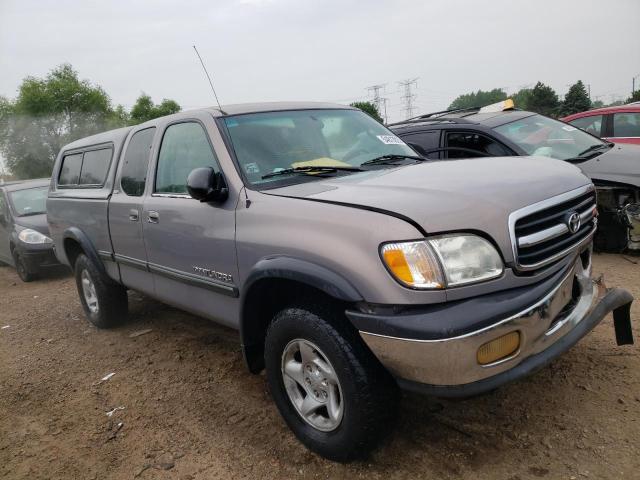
[[18, 246, 61, 274], [348, 256, 634, 398]]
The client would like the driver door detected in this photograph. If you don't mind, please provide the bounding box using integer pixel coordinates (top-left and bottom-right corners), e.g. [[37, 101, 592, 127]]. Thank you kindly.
[[142, 115, 240, 327]]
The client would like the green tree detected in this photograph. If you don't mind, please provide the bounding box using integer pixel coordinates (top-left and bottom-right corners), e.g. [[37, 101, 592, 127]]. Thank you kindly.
[[561, 80, 591, 116], [527, 81, 560, 117], [627, 90, 640, 103], [129, 94, 181, 125], [0, 64, 116, 178], [349, 101, 383, 123], [511, 88, 532, 110], [448, 88, 507, 110]]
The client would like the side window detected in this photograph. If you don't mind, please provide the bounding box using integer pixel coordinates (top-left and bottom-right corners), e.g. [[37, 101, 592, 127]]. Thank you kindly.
[[79, 148, 112, 185], [0, 192, 6, 218], [401, 131, 440, 159], [569, 115, 603, 136], [58, 153, 83, 185], [445, 132, 511, 159], [612, 113, 640, 138], [155, 122, 219, 194], [121, 128, 156, 196]]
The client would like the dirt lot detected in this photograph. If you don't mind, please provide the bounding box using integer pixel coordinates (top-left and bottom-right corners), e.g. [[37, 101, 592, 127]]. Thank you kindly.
[[0, 254, 639, 480]]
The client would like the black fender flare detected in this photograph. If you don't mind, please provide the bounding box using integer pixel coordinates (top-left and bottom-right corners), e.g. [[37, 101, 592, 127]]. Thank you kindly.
[[242, 255, 363, 303], [62, 227, 107, 277], [239, 256, 364, 372]]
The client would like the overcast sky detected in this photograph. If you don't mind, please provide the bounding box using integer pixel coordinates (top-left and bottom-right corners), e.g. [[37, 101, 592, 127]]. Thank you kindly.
[[1, 0, 639, 124]]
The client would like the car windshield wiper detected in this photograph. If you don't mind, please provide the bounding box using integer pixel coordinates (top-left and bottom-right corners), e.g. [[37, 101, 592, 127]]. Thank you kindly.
[[261, 166, 363, 179], [566, 143, 613, 162], [18, 211, 46, 217], [578, 143, 612, 156], [360, 154, 426, 166]]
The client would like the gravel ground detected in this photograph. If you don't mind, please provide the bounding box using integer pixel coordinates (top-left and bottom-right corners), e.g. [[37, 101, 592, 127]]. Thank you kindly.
[[0, 253, 638, 480]]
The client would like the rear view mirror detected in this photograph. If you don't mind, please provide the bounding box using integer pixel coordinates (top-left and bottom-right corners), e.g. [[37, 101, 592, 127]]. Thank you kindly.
[[187, 167, 228, 203]]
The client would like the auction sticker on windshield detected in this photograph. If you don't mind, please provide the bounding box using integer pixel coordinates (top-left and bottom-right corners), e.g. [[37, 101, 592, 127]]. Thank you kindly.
[[377, 135, 405, 145]]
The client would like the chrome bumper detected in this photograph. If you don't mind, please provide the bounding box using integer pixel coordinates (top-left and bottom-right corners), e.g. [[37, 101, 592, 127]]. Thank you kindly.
[[360, 257, 613, 387]]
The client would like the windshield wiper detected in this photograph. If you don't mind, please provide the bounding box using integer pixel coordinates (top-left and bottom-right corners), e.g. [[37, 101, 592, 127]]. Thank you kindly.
[[261, 166, 363, 179], [18, 211, 46, 217], [566, 143, 613, 163], [360, 154, 425, 166], [578, 143, 612, 156]]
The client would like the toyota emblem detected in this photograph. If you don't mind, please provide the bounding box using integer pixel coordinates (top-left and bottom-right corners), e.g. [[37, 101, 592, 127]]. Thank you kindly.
[[567, 212, 581, 234]]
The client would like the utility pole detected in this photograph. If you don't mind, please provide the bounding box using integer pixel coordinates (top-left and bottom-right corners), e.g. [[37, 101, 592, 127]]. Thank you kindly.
[[398, 78, 419, 119], [587, 83, 591, 100], [366, 84, 388, 122]]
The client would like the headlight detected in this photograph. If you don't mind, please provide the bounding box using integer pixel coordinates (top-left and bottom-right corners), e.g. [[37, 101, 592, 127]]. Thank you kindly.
[[381, 234, 503, 289], [18, 228, 52, 244]]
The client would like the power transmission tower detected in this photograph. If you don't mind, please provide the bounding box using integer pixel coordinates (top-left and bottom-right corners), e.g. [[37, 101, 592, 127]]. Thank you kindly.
[[366, 84, 388, 122], [398, 78, 419, 119]]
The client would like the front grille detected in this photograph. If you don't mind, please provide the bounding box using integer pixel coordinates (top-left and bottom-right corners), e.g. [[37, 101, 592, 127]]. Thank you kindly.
[[512, 187, 597, 270]]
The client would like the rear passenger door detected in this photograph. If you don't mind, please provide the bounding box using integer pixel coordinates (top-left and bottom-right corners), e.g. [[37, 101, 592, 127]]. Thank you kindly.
[[110, 127, 156, 296], [142, 115, 239, 327]]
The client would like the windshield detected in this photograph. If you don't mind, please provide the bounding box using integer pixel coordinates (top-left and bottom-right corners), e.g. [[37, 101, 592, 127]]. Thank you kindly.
[[9, 186, 48, 216], [494, 114, 605, 160], [223, 109, 416, 186]]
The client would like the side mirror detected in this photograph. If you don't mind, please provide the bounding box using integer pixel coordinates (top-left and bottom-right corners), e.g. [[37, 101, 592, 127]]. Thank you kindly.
[[187, 167, 229, 203]]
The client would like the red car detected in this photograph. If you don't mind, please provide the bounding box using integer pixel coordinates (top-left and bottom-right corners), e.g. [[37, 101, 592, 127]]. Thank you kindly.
[[562, 103, 640, 145]]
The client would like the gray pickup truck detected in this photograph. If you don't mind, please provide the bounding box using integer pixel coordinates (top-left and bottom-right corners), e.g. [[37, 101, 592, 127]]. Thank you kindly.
[[47, 102, 634, 461]]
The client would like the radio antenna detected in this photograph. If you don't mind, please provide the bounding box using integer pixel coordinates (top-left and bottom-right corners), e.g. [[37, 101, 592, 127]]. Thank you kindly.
[[192, 45, 224, 112]]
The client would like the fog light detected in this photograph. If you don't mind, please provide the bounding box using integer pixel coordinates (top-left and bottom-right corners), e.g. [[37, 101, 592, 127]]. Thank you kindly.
[[477, 331, 520, 365]]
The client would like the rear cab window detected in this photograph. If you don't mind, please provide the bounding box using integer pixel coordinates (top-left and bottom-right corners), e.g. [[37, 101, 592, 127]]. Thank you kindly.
[[58, 153, 83, 185], [58, 147, 113, 187]]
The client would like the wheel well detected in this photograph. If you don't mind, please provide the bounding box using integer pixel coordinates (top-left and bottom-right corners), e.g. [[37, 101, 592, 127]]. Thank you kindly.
[[64, 238, 84, 269], [241, 278, 351, 374]]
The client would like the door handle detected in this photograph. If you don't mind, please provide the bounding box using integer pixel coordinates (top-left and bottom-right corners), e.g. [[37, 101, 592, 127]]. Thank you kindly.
[[147, 211, 159, 223], [128, 209, 139, 222]]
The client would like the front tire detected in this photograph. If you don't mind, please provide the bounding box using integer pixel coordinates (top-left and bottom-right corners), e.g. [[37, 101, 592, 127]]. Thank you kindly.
[[265, 304, 399, 462], [13, 251, 35, 282], [74, 254, 128, 328]]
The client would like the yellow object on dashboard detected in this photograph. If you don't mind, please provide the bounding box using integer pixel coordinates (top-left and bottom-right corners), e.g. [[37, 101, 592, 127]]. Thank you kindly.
[[291, 158, 352, 169]]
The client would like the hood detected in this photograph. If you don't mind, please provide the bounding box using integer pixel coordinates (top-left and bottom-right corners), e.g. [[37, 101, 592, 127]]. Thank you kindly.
[[14, 213, 50, 235], [266, 156, 591, 262], [578, 143, 640, 187]]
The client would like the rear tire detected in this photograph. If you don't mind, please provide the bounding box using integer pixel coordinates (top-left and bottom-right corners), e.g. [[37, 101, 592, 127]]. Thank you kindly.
[[265, 304, 399, 462], [13, 251, 35, 282], [74, 254, 128, 328]]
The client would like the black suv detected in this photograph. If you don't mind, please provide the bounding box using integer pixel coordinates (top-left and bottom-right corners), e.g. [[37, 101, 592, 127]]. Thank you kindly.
[[389, 104, 640, 253]]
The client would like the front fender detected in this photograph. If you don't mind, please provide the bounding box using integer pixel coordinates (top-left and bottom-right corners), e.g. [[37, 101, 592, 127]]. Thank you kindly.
[[239, 255, 363, 373]]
